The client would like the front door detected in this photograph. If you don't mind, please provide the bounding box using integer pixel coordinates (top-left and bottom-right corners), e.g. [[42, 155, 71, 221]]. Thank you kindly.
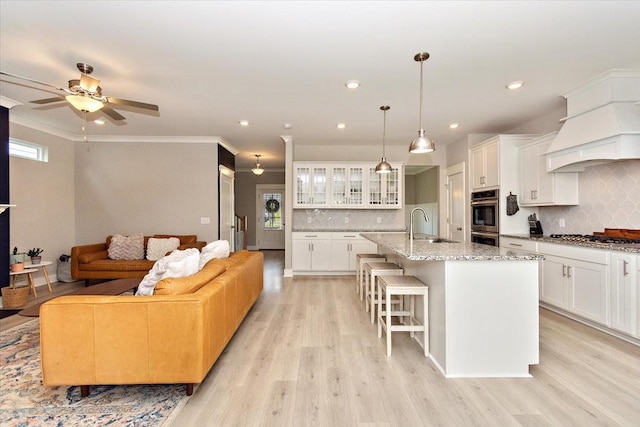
[[446, 163, 465, 242], [256, 184, 285, 250]]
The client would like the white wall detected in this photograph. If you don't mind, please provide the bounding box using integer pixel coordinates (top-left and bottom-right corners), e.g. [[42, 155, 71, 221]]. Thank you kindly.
[[74, 141, 219, 244], [9, 123, 75, 284]]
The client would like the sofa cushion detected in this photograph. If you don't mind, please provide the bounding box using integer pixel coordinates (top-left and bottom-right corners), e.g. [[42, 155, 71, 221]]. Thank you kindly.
[[146, 237, 181, 261], [155, 258, 228, 295], [78, 259, 155, 272], [136, 248, 200, 296], [198, 240, 230, 270], [154, 234, 197, 245], [107, 234, 144, 260]]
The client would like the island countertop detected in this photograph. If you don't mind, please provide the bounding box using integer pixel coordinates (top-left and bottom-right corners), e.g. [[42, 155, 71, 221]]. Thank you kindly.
[[360, 232, 544, 261]]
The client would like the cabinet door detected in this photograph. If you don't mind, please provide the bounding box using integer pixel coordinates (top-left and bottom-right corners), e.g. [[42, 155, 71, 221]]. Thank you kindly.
[[610, 253, 636, 335], [349, 239, 374, 270], [484, 142, 499, 188], [330, 240, 350, 271], [312, 166, 329, 206], [348, 166, 365, 206], [294, 166, 312, 207], [540, 255, 568, 308], [292, 240, 312, 270], [384, 168, 401, 206], [534, 143, 554, 204], [331, 167, 348, 206], [367, 167, 383, 206], [519, 144, 538, 204], [310, 239, 331, 271], [568, 259, 608, 325], [471, 146, 486, 189]]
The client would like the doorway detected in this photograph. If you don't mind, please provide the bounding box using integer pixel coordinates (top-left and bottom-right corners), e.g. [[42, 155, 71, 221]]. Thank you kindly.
[[405, 166, 439, 235], [256, 184, 285, 250], [219, 165, 235, 250], [446, 162, 465, 242]]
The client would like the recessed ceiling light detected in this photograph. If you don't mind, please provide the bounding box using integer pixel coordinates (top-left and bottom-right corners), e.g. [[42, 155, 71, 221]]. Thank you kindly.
[[239, 120, 249, 126], [506, 81, 524, 90], [449, 123, 459, 129], [337, 123, 346, 129], [94, 119, 105, 125], [345, 80, 361, 89], [283, 123, 292, 129]]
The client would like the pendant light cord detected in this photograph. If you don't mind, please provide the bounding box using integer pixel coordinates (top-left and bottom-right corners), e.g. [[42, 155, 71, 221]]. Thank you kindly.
[[418, 59, 424, 130], [382, 108, 387, 157]]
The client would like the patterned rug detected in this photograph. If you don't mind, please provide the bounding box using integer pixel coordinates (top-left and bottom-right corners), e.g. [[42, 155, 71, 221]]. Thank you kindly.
[[0, 320, 191, 426]]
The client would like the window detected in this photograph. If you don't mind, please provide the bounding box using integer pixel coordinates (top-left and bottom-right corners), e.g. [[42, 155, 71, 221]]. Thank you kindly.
[[9, 138, 48, 162], [263, 193, 282, 230]]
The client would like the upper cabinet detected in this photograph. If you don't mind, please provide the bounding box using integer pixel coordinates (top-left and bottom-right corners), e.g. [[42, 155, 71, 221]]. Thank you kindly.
[[519, 132, 579, 206], [293, 162, 402, 209], [471, 139, 499, 190]]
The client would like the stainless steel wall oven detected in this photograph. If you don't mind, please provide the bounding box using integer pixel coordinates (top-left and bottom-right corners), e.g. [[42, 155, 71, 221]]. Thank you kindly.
[[471, 189, 499, 246]]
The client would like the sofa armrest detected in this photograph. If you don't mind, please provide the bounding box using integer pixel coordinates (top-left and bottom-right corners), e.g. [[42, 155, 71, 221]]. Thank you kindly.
[[71, 243, 109, 279]]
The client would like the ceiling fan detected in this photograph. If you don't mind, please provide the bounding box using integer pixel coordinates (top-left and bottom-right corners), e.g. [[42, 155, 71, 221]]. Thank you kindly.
[[0, 63, 159, 121]]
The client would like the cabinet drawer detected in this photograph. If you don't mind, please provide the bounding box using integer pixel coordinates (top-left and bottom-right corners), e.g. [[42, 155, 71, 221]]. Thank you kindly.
[[292, 232, 333, 240], [538, 242, 608, 264], [501, 237, 538, 252], [331, 232, 364, 240]]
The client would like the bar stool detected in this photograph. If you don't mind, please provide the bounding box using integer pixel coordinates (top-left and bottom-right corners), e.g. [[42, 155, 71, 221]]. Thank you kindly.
[[364, 262, 404, 323], [377, 275, 429, 357], [356, 253, 386, 299]]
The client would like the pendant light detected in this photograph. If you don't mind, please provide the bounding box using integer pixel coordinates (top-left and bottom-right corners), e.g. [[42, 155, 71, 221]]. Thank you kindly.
[[375, 105, 392, 174], [252, 154, 264, 176], [409, 52, 435, 154]]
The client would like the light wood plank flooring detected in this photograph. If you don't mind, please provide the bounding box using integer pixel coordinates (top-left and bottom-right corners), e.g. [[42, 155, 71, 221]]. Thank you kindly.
[[170, 251, 640, 426]]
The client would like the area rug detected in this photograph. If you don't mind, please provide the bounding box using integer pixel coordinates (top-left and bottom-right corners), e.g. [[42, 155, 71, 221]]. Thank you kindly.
[[0, 320, 191, 426]]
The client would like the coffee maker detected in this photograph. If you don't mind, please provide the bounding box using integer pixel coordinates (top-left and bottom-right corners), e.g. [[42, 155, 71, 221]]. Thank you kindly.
[[528, 213, 543, 235]]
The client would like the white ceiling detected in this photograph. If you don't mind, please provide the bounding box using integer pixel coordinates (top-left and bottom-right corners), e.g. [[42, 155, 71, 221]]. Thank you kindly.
[[1, 1, 639, 170]]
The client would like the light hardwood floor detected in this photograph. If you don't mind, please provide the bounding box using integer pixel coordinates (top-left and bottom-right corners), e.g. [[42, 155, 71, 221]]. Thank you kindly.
[[170, 251, 640, 426]]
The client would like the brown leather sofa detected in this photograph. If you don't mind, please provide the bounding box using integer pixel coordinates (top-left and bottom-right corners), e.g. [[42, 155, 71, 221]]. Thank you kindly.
[[71, 234, 206, 282], [40, 250, 263, 397]]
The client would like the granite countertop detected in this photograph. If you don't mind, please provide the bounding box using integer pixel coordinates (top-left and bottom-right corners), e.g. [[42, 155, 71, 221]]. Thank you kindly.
[[502, 234, 640, 254], [361, 232, 544, 261], [292, 229, 407, 233]]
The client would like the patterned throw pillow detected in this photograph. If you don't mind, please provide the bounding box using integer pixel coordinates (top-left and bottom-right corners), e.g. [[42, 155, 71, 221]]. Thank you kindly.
[[198, 240, 230, 270], [107, 233, 144, 260], [146, 237, 180, 261]]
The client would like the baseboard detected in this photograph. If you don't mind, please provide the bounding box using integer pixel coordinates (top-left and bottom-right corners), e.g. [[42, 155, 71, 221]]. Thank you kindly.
[[248, 245, 259, 251]]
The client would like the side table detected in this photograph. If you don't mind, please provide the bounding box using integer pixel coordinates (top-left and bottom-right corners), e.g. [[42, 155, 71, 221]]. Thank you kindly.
[[24, 260, 54, 293], [9, 268, 39, 297]]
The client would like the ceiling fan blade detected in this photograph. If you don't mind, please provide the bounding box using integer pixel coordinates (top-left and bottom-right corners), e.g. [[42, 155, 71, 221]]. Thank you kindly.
[[80, 73, 100, 93], [105, 96, 159, 111], [31, 96, 65, 105], [102, 106, 126, 121], [0, 71, 68, 93]]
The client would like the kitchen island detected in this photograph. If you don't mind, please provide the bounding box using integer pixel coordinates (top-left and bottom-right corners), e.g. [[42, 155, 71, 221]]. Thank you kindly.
[[361, 232, 544, 378]]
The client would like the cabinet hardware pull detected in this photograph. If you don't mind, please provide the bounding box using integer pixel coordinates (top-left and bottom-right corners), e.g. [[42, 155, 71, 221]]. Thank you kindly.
[[567, 266, 572, 278], [305, 235, 318, 237], [562, 265, 567, 277], [623, 260, 629, 276], [456, 227, 463, 231], [510, 243, 523, 247]]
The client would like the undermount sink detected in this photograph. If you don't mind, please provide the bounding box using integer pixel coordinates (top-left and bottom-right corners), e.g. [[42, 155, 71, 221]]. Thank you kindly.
[[410, 234, 458, 243]]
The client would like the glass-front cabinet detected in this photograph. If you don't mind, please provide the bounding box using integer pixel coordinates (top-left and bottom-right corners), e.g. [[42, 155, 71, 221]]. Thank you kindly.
[[331, 166, 365, 207], [293, 162, 402, 209]]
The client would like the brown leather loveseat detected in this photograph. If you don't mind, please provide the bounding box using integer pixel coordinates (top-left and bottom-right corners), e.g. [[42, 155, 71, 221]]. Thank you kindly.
[[71, 234, 206, 282]]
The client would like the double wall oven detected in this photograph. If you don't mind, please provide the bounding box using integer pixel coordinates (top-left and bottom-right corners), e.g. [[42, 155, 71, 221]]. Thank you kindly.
[[471, 189, 499, 246]]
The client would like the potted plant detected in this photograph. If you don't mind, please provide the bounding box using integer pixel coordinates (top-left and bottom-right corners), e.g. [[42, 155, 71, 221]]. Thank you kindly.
[[10, 247, 24, 272], [27, 248, 44, 264]]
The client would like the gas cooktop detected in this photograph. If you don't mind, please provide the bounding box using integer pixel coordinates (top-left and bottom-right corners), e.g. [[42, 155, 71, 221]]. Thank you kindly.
[[549, 234, 640, 245]]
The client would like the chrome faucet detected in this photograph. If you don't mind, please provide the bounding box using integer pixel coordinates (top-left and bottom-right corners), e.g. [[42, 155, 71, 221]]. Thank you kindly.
[[409, 207, 430, 244]]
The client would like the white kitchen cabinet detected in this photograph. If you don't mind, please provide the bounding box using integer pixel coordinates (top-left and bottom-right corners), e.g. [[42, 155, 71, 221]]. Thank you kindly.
[[331, 166, 366, 207], [293, 164, 330, 208], [538, 242, 609, 325], [367, 164, 402, 208], [330, 233, 377, 271], [610, 252, 637, 336], [519, 133, 579, 206], [292, 232, 331, 271], [500, 236, 538, 252], [471, 139, 499, 189]]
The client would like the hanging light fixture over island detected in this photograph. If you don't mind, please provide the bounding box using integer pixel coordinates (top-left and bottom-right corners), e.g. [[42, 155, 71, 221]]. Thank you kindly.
[[409, 52, 435, 154]]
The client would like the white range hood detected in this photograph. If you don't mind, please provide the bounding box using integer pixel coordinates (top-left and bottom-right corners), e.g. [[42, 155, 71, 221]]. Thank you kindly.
[[546, 70, 640, 172]]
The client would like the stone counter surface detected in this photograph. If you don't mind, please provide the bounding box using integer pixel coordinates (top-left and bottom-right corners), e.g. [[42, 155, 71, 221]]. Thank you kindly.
[[502, 234, 640, 254], [361, 232, 544, 261]]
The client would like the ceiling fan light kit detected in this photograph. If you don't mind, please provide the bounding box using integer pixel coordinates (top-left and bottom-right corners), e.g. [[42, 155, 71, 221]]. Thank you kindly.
[[409, 52, 435, 154], [252, 154, 264, 176], [375, 105, 392, 174], [65, 94, 104, 113]]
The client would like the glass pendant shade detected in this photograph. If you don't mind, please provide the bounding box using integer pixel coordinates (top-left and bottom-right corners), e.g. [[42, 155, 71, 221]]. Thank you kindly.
[[375, 105, 392, 174], [65, 95, 104, 113], [409, 52, 435, 153], [252, 154, 264, 176], [409, 129, 435, 153]]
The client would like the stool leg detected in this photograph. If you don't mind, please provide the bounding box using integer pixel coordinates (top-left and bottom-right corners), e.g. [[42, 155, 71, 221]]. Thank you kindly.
[[356, 260, 361, 295], [370, 273, 376, 323], [410, 295, 415, 339], [386, 289, 392, 357], [364, 269, 369, 312], [377, 281, 383, 337], [424, 291, 429, 357]]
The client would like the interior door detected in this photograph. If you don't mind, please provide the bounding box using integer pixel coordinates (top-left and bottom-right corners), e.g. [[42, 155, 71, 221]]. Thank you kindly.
[[256, 184, 285, 250], [219, 166, 235, 250], [446, 163, 465, 241]]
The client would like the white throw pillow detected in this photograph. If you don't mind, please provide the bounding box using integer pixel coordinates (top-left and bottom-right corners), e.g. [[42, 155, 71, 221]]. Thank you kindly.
[[108, 233, 144, 260], [198, 240, 230, 270], [136, 248, 200, 295], [146, 237, 181, 261]]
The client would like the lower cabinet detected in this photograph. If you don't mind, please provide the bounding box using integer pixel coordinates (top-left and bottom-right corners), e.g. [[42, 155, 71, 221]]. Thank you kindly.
[[292, 233, 331, 272], [292, 232, 377, 273], [539, 243, 609, 326], [610, 252, 638, 336]]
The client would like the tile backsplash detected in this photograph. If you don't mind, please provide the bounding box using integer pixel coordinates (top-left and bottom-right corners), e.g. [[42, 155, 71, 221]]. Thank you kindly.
[[539, 159, 640, 234], [293, 209, 405, 231]]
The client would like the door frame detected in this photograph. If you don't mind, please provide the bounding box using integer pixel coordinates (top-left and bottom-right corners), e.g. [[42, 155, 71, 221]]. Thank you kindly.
[[219, 165, 235, 251], [445, 162, 466, 242], [254, 184, 285, 250]]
